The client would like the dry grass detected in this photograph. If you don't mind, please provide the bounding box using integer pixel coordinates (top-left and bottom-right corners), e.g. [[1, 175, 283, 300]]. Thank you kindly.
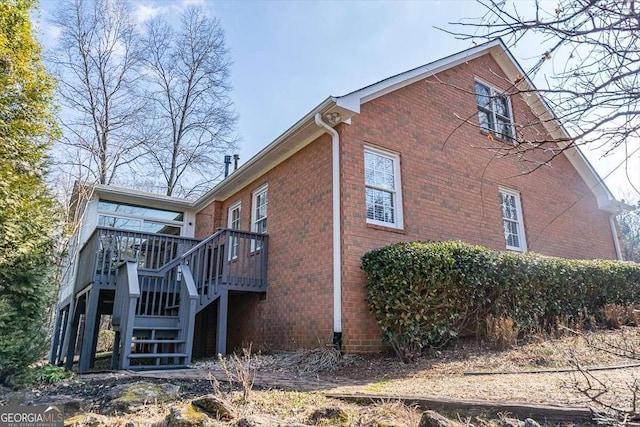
[[485, 315, 518, 350], [66, 328, 640, 425], [329, 327, 640, 411], [65, 391, 422, 426], [194, 345, 358, 375]]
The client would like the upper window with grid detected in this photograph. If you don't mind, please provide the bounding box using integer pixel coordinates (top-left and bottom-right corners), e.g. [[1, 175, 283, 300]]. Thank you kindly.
[[499, 188, 527, 252], [252, 186, 267, 235], [475, 81, 514, 141], [364, 147, 403, 229]]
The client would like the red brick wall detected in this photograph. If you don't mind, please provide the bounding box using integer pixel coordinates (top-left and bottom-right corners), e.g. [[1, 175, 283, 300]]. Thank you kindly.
[[195, 201, 222, 238], [195, 52, 618, 355], [338, 53, 618, 352], [197, 137, 335, 351]]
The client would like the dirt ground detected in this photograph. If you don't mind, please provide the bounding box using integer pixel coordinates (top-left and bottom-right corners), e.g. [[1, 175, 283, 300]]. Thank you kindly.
[[324, 327, 640, 410], [3, 327, 639, 426]]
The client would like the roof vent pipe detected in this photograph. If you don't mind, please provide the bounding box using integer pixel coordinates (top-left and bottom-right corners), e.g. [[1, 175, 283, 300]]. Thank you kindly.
[[233, 154, 240, 171], [223, 155, 232, 177]]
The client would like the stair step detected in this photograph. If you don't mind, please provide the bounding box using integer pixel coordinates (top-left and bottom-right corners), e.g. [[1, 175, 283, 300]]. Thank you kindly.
[[129, 364, 188, 371], [131, 339, 185, 344], [128, 352, 188, 359]]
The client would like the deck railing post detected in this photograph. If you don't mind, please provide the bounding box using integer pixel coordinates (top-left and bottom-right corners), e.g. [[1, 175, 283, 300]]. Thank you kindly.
[[261, 235, 269, 288], [117, 260, 140, 370], [221, 230, 230, 291], [179, 265, 198, 365]]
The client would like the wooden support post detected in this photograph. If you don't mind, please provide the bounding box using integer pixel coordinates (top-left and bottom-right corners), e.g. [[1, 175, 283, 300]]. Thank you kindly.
[[78, 288, 100, 373], [88, 310, 101, 369], [57, 306, 71, 365], [64, 297, 83, 370], [111, 330, 120, 370], [216, 288, 228, 355], [48, 307, 64, 364]]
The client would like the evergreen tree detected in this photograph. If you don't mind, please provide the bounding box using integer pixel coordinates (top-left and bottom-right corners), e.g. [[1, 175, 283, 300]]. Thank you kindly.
[[0, 0, 59, 387]]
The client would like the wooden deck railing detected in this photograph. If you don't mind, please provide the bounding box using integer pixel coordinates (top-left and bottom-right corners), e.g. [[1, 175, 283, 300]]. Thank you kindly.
[[74, 226, 268, 300], [75, 227, 200, 294], [181, 228, 268, 309]]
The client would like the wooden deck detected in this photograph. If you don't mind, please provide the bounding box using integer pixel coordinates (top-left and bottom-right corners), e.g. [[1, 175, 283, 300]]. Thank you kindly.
[[50, 227, 268, 372]]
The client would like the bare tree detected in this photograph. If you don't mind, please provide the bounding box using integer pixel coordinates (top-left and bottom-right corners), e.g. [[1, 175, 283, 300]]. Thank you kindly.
[[50, 0, 145, 186], [140, 6, 237, 198], [444, 0, 640, 193]]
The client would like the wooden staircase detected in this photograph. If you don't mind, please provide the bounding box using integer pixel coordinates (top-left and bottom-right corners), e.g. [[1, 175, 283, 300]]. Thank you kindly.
[[111, 228, 268, 370]]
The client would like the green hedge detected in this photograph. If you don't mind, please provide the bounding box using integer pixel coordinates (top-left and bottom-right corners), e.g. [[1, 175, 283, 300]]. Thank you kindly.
[[361, 241, 640, 361]]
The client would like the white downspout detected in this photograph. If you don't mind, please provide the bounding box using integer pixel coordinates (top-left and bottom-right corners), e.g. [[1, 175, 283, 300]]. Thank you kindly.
[[609, 214, 623, 260], [314, 113, 342, 348]]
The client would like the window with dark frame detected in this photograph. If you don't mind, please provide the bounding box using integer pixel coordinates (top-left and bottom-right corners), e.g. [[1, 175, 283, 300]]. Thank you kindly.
[[475, 80, 514, 141]]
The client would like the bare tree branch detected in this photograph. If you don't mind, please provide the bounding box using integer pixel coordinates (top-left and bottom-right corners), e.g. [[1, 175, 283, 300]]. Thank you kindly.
[[49, 0, 145, 186], [447, 0, 640, 197], [140, 6, 237, 197]]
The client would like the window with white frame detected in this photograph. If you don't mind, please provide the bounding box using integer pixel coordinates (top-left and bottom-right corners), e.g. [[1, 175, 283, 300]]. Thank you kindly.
[[227, 201, 241, 259], [499, 188, 527, 251], [475, 80, 514, 141], [251, 185, 268, 250], [364, 147, 403, 228]]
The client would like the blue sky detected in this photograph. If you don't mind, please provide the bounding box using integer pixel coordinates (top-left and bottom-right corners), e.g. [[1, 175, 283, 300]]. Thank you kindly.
[[36, 0, 639, 201]]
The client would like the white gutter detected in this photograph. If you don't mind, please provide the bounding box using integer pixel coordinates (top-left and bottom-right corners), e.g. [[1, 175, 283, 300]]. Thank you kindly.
[[314, 113, 342, 346], [609, 214, 623, 260]]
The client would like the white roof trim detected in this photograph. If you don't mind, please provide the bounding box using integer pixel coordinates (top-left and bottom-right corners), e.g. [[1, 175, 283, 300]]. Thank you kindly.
[[334, 39, 619, 213], [193, 97, 359, 210], [337, 39, 505, 109], [93, 184, 194, 210], [90, 40, 618, 215]]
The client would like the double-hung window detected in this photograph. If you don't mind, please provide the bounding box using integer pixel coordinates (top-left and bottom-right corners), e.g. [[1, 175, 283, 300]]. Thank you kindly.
[[364, 147, 403, 229], [227, 201, 241, 259], [499, 188, 527, 251], [251, 185, 268, 250], [475, 80, 514, 141]]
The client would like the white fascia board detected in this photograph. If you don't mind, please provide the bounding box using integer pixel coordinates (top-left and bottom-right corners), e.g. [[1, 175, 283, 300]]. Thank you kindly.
[[94, 184, 194, 211], [489, 44, 619, 212], [193, 97, 359, 210], [336, 37, 619, 213], [336, 39, 504, 108]]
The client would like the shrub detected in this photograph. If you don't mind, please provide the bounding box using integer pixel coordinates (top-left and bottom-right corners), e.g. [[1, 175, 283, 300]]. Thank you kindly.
[[360, 241, 471, 361], [0, 253, 57, 388], [361, 241, 640, 361], [31, 364, 72, 384]]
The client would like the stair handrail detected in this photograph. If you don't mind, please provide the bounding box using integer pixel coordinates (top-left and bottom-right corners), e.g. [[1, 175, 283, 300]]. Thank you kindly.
[[137, 228, 227, 277], [178, 264, 198, 366], [113, 260, 141, 370]]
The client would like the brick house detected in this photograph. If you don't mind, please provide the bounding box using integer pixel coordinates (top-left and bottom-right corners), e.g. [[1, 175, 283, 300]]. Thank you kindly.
[[51, 39, 624, 371]]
